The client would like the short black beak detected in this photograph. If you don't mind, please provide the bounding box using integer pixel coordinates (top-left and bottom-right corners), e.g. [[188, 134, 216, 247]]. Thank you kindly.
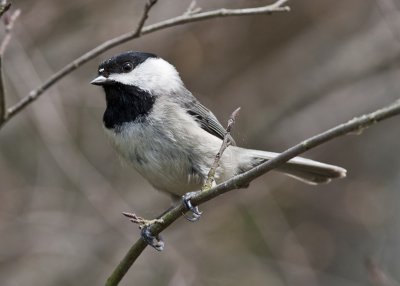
[[90, 75, 114, 86]]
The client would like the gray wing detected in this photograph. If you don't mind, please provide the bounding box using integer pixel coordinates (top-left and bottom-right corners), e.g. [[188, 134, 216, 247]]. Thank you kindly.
[[179, 92, 236, 145]]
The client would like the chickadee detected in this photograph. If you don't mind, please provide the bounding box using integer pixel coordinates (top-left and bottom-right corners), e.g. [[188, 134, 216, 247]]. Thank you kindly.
[[91, 51, 346, 246]]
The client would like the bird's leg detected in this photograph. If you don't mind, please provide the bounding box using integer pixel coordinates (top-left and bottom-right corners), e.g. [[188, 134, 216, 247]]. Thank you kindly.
[[122, 212, 164, 251], [182, 191, 203, 222], [140, 227, 164, 251]]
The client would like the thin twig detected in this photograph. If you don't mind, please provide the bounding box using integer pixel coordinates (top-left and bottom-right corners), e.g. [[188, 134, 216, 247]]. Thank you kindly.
[[185, 0, 202, 15], [0, 57, 4, 124], [202, 107, 240, 191], [122, 212, 163, 229], [1, 0, 290, 128], [0, 6, 20, 125], [133, 0, 158, 36], [105, 99, 400, 286], [0, 8, 20, 55]]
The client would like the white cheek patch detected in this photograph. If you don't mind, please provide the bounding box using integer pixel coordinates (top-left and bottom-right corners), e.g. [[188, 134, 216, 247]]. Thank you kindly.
[[108, 70, 138, 86], [108, 58, 183, 95]]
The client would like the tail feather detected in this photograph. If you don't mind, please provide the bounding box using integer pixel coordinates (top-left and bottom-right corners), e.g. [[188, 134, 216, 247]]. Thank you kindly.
[[237, 149, 346, 185]]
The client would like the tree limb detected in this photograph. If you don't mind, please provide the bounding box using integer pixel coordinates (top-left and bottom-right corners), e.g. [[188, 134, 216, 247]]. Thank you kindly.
[[105, 99, 400, 286], [0, 57, 5, 124], [0, 4, 20, 126], [1, 0, 290, 129]]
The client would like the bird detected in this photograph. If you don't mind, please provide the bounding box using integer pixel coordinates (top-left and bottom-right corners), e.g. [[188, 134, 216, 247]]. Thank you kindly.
[[91, 51, 346, 249]]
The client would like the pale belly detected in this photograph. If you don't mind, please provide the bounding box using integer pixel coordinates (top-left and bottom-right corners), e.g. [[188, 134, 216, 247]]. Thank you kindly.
[[104, 122, 210, 196]]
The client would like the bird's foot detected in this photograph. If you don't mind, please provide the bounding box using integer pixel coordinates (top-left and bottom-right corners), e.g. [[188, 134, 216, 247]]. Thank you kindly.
[[182, 191, 202, 222], [122, 212, 164, 251], [140, 227, 164, 251]]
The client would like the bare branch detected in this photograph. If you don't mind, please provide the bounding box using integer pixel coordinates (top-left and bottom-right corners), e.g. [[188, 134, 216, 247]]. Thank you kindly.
[[133, 0, 158, 37], [0, 8, 20, 55], [1, 0, 290, 129], [105, 99, 400, 286], [365, 257, 399, 286], [0, 57, 5, 124], [202, 107, 240, 191], [0, 6, 20, 125]]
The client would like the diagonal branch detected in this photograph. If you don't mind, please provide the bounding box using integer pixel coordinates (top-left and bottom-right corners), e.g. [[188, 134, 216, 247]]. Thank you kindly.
[[0, 56, 4, 124], [0, 8, 20, 55], [1, 0, 290, 129], [105, 99, 400, 286], [133, 0, 158, 37], [0, 4, 20, 125]]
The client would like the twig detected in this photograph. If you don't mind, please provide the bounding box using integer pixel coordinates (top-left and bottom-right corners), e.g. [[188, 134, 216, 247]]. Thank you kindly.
[[0, 6, 20, 125], [0, 8, 20, 55], [105, 99, 400, 286], [202, 107, 240, 191], [1, 0, 290, 129], [185, 0, 202, 15], [0, 57, 4, 124], [122, 212, 163, 229], [133, 0, 158, 36]]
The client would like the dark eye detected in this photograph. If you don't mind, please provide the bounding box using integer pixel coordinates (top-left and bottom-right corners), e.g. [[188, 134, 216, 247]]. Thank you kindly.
[[122, 62, 133, 73]]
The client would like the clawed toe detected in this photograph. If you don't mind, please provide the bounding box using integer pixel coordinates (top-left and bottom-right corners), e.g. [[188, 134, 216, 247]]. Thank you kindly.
[[182, 191, 202, 222], [141, 226, 164, 251]]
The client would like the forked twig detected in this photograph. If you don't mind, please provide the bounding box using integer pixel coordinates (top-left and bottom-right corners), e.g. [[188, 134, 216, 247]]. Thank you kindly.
[[202, 107, 241, 191], [122, 212, 163, 229]]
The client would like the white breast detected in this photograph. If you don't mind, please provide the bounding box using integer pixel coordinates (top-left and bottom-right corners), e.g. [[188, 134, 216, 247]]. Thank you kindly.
[[104, 97, 237, 196]]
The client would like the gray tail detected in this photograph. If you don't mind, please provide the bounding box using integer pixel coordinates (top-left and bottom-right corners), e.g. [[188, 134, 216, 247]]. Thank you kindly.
[[239, 149, 346, 185]]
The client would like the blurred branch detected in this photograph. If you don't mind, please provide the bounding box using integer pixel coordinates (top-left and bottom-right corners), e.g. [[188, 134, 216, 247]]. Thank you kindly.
[[0, 7, 19, 55], [0, 3, 20, 126], [257, 51, 400, 136], [377, 0, 400, 43], [0, 56, 4, 124], [365, 257, 400, 286], [105, 99, 400, 286], [1, 0, 290, 129]]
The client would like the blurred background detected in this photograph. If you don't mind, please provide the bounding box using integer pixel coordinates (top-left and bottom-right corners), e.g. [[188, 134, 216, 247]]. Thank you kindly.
[[1, 0, 400, 285]]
